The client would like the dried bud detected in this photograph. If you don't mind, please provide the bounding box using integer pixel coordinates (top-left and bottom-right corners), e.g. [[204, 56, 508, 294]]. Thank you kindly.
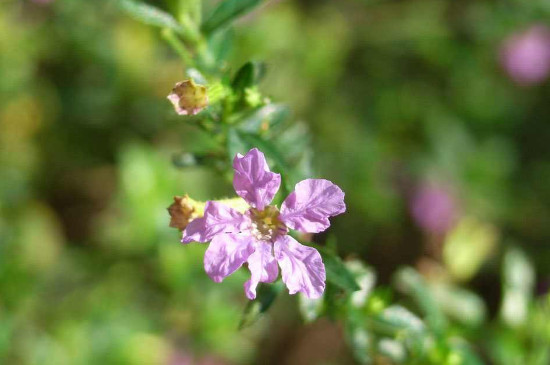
[[167, 79, 208, 115], [167, 195, 203, 231]]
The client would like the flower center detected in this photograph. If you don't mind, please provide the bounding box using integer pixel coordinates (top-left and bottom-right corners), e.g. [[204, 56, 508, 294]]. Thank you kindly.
[[249, 205, 285, 241]]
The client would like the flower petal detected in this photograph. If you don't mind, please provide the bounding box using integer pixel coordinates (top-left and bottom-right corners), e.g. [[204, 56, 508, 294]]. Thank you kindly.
[[244, 242, 278, 300], [280, 179, 346, 233], [181, 201, 248, 243], [233, 148, 281, 210], [274, 235, 326, 299], [204, 233, 254, 282], [180, 217, 207, 243]]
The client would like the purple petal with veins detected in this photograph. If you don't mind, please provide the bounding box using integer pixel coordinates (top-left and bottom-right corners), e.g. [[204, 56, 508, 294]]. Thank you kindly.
[[204, 233, 254, 283], [244, 241, 279, 299], [280, 179, 346, 233], [274, 235, 326, 299], [182, 201, 247, 243], [233, 148, 281, 210]]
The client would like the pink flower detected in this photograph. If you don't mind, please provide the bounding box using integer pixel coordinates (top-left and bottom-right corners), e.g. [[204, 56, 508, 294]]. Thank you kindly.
[[182, 148, 346, 299], [500, 25, 550, 86], [410, 182, 458, 235]]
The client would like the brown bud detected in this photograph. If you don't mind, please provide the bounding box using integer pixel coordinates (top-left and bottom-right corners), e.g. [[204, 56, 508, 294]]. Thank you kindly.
[[168, 195, 197, 231], [167, 79, 208, 115]]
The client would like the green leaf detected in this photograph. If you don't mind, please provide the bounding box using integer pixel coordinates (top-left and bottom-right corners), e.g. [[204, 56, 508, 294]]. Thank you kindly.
[[118, 0, 183, 33], [500, 246, 535, 327], [394, 267, 447, 333], [208, 28, 235, 62], [322, 282, 346, 319], [489, 328, 527, 365], [186, 68, 208, 85], [345, 314, 372, 364], [171, 152, 197, 168], [231, 61, 266, 94], [317, 247, 361, 293], [377, 338, 407, 363], [299, 293, 324, 323], [239, 282, 283, 329], [237, 104, 289, 133], [443, 218, 498, 281], [366, 287, 393, 314], [370, 305, 426, 334], [447, 339, 485, 365], [202, 0, 263, 34], [227, 128, 249, 161], [236, 132, 291, 175], [431, 283, 486, 327], [346, 260, 376, 309], [226, 129, 296, 195], [275, 123, 314, 183], [369, 306, 431, 360], [276, 122, 310, 155]]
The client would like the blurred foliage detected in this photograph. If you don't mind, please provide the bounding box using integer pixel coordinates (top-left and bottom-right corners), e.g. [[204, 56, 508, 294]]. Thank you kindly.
[[1, 0, 550, 364]]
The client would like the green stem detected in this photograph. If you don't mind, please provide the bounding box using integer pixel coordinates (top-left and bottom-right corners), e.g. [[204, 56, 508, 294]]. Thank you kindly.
[[179, 14, 202, 45], [161, 28, 194, 66], [178, 0, 201, 26]]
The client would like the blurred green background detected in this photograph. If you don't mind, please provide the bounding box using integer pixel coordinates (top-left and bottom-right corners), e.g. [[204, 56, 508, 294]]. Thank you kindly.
[[2, 0, 550, 364]]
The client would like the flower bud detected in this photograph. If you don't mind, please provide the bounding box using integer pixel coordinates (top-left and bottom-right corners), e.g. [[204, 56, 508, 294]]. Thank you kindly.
[[167, 195, 204, 231], [410, 182, 458, 235], [167, 79, 208, 115], [500, 25, 550, 86]]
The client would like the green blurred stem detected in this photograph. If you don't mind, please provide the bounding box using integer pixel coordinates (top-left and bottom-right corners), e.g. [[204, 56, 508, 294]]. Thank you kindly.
[[178, 0, 201, 26], [161, 28, 194, 66], [179, 14, 202, 45]]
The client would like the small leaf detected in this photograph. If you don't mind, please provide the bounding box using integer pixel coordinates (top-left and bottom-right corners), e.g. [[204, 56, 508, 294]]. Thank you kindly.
[[394, 267, 447, 333], [317, 247, 361, 293], [299, 293, 324, 323], [345, 315, 372, 364], [239, 282, 283, 329], [447, 339, 485, 365], [322, 282, 346, 319], [366, 288, 393, 314], [371, 305, 426, 334], [226, 130, 300, 197], [293, 148, 314, 184], [238, 104, 289, 133], [171, 152, 197, 168], [118, 0, 183, 33], [202, 0, 263, 34], [500, 246, 534, 327], [276, 122, 311, 157], [231, 62, 254, 92], [208, 28, 235, 62], [443, 218, 498, 281], [236, 132, 291, 176], [346, 260, 376, 309], [231, 61, 266, 94], [227, 128, 249, 161], [431, 283, 486, 327], [369, 306, 432, 359], [186, 68, 208, 85], [489, 328, 527, 364], [378, 338, 407, 363]]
